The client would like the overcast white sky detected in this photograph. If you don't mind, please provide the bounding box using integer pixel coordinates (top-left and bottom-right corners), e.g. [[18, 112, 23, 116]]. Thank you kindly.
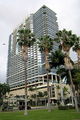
[[0, 0, 80, 83]]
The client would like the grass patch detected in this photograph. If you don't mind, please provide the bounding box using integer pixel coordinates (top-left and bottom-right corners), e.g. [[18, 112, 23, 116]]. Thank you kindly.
[[0, 109, 80, 120]]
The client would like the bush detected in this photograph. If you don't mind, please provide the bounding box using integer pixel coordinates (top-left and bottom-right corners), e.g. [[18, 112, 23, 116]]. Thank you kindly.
[[68, 105, 75, 109], [2, 102, 13, 111], [58, 105, 75, 110], [58, 106, 68, 110], [0, 99, 3, 106]]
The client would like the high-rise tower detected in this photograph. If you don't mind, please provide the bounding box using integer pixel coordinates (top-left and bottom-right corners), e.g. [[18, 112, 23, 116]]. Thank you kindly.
[[7, 5, 58, 89], [33, 5, 58, 38]]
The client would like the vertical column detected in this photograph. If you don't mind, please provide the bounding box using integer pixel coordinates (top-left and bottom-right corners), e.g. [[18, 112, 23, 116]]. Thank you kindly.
[[51, 74, 53, 83], [42, 76, 44, 84], [55, 75, 57, 83]]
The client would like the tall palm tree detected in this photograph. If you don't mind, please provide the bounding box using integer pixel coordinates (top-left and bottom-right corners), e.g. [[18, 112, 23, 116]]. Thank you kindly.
[[57, 67, 80, 106], [72, 69, 80, 102], [55, 29, 76, 53], [17, 27, 35, 115], [49, 49, 65, 105], [73, 37, 80, 68], [54, 29, 79, 112], [38, 35, 54, 112]]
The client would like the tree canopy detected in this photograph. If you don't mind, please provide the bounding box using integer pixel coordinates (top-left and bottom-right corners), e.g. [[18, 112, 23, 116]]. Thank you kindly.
[[17, 29, 35, 47], [73, 37, 80, 52], [0, 83, 10, 106], [0, 83, 10, 98], [49, 49, 65, 68], [38, 35, 54, 53], [55, 29, 77, 52]]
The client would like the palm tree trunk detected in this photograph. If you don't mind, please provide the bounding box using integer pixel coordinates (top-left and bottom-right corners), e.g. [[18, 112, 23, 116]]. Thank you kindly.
[[45, 50, 50, 70], [70, 87, 74, 106], [59, 76, 64, 106], [22, 46, 28, 115], [35, 85, 37, 106], [24, 61, 28, 115], [77, 49, 80, 69], [45, 50, 51, 112], [68, 69, 79, 112], [46, 70, 51, 112]]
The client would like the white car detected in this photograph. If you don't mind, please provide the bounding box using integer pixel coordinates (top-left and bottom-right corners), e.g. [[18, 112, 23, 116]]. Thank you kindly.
[[66, 103, 74, 106]]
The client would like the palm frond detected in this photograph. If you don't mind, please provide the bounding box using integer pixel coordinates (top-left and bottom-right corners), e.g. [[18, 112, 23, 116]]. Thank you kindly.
[[17, 28, 36, 47], [49, 50, 65, 68], [54, 29, 79, 50], [38, 35, 54, 53]]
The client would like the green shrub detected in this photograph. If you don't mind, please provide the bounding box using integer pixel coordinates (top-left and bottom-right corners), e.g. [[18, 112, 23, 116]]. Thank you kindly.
[[58, 105, 75, 110], [58, 106, 68, 110], [68, 105, 75, 109]]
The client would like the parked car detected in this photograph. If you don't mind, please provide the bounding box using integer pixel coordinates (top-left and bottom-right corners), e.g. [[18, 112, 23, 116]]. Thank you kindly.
[[66, 103, 75, 109], [66, 103, 73, 106]]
